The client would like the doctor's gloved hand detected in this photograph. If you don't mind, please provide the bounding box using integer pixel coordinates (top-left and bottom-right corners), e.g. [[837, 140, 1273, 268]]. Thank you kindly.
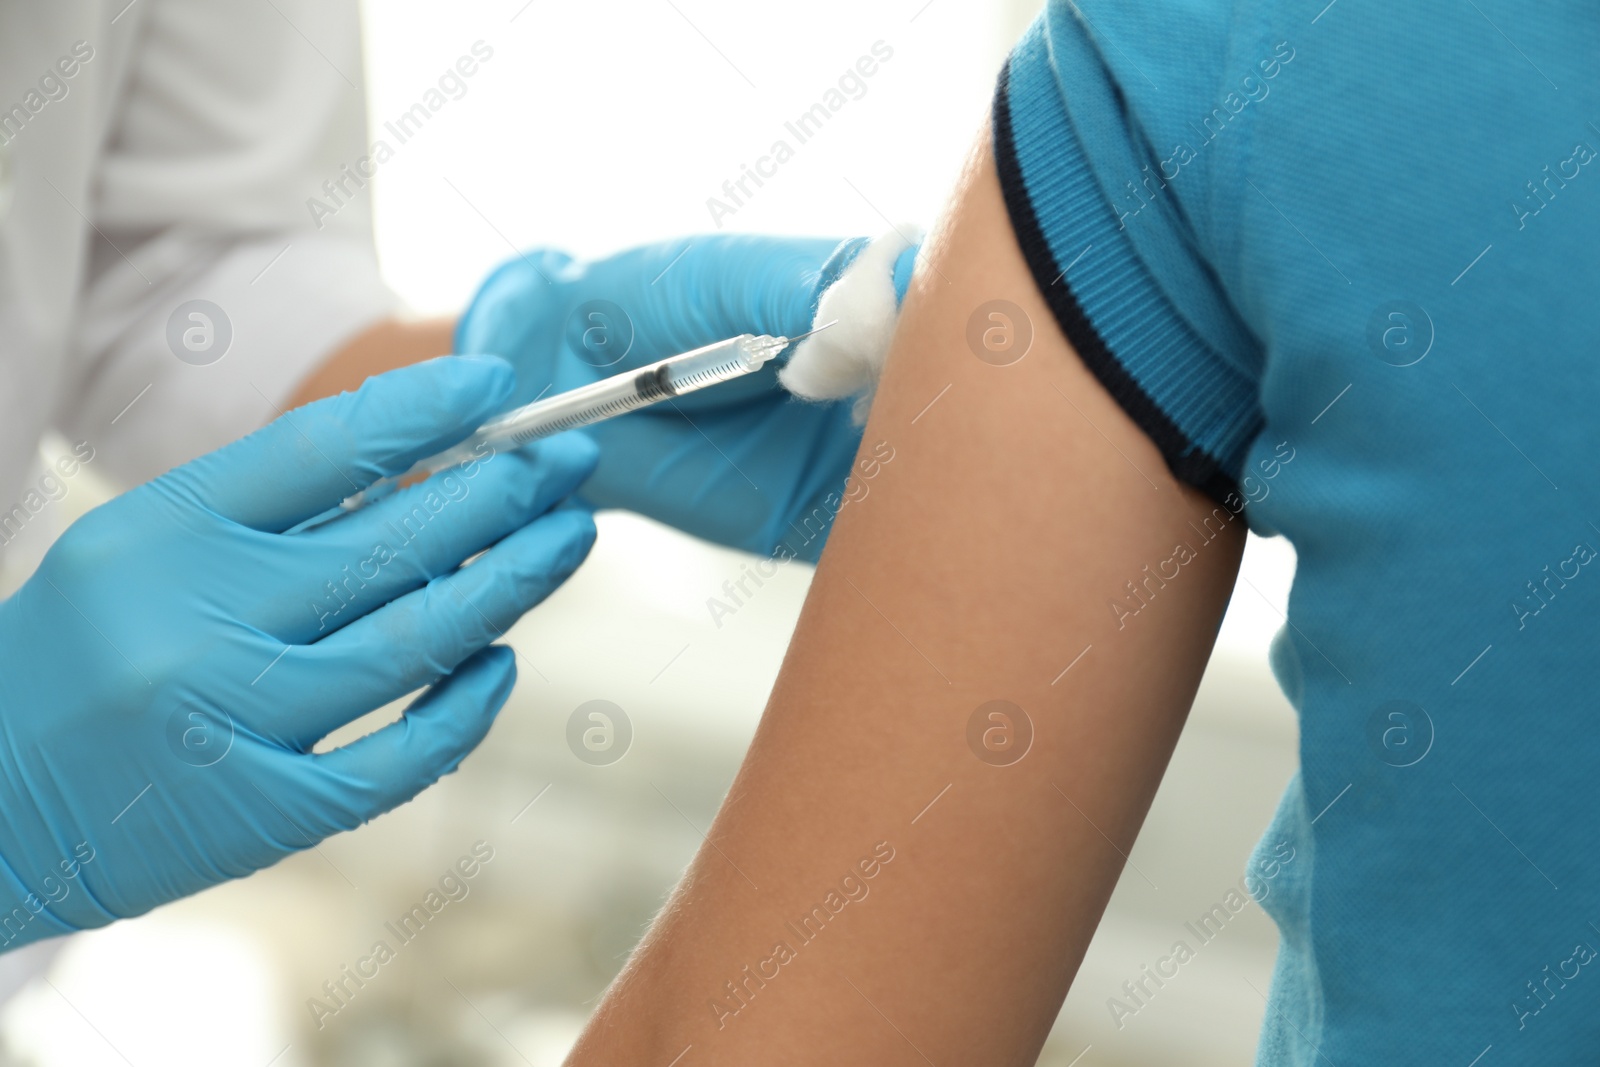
[[456, 235, 914, 563], [0, 357, 596, 952]]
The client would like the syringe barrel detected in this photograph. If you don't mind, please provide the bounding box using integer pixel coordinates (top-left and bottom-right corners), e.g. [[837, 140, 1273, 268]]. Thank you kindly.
[[426, 334, 768, 472], [657, 333, 770, 391], [492, 333, 764, 444], [336, 332, 789, 514]]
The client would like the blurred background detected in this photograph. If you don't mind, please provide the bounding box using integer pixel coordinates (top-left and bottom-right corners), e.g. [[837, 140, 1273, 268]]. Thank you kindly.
[[0, 1, 1300, 1064]]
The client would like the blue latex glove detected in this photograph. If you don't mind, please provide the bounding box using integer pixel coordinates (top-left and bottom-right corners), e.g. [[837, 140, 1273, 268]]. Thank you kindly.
[[456, 235, 913, 563], [0, 356, 596, 952]]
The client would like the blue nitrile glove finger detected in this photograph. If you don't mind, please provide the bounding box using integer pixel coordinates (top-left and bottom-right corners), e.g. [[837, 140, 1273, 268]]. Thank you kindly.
[[575, 390, 864, 564], [456, 235, 910, 561], [308, 645, 518, 824], [276, 434, 600, 647], [0, 358, 596, 950], [259, 507, 597, 749], [461, 237, 864, 411]]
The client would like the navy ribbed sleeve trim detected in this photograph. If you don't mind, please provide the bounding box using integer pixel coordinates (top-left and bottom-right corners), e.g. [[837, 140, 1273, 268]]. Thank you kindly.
[[992, 38, 1261, 507]]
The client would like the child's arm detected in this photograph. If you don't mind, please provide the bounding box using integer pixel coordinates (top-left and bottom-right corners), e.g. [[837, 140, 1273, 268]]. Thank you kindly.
[[566, 131, 1247, 1066]]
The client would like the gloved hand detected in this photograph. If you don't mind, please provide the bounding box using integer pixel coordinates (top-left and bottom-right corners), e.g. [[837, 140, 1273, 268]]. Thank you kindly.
[[456, 235, 914, 562], [0, 356, 597, 951]]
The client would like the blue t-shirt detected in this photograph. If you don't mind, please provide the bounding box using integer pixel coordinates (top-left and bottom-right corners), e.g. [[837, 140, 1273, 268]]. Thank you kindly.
[[997, 0, 1600, 1060]]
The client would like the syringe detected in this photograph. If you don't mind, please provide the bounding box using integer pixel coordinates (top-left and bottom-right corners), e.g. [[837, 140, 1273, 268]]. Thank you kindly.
[[339, 326, 831, 512]]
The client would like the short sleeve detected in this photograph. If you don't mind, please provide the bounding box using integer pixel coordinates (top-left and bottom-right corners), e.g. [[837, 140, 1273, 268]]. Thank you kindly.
[[993, 4, 1265, 505]]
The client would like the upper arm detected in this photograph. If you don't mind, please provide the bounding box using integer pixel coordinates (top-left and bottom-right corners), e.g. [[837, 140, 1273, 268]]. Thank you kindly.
[[569, 133, 1246, 1065]]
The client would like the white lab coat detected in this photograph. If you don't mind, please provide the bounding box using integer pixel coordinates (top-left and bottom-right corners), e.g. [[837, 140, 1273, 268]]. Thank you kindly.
[[0, 0, 397, 511], [0, 0, 397, 1003]]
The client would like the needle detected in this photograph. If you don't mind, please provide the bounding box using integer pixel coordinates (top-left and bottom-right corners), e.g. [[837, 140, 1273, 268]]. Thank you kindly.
[[783, 319, 839, 346]]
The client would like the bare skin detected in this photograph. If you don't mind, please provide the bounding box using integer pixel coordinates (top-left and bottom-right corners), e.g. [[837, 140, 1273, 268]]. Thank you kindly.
[[563, 130, 1248, 1066], [287, 316, 456, 408]]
